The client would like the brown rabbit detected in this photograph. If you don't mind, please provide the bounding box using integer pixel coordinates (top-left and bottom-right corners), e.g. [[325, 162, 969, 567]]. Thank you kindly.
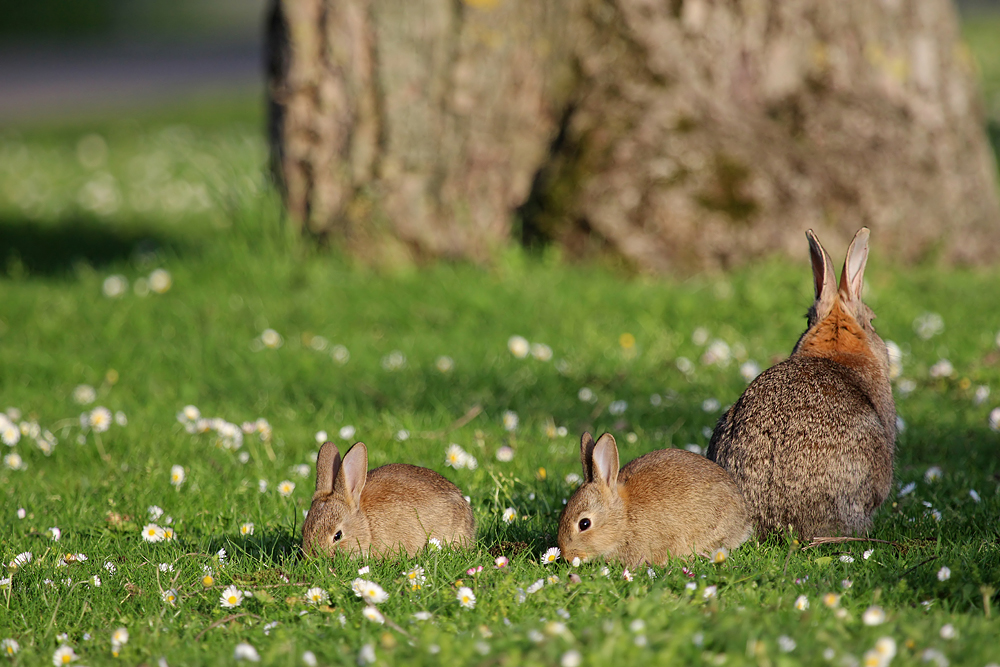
[[558, 432, 751, 567], [301, 441, 475, 558], [706, 228, 895, 540]]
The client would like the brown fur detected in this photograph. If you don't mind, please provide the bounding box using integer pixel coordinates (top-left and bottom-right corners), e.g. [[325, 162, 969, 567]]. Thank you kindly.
[[706, 228, 896, 540], [301, 442, 475, 558], [558, 433, 751, 567]]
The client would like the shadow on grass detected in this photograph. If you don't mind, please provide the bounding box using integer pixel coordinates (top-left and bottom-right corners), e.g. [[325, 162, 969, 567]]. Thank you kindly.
[[0, 212, 184, 277]]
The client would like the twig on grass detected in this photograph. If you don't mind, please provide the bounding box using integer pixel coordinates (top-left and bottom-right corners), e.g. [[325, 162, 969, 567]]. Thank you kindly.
[[419, 404, 483, 439], [897, 556, 938, 580], [802, 536, 902, 550], [195, 613, 262, 642]]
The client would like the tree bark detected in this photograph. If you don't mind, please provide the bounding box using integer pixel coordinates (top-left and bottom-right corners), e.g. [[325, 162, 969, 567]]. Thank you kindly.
[[267, 0, 1000, 272]]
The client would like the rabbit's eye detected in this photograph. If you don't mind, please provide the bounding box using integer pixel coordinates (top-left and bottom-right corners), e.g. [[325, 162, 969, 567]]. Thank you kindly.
[[578, 518, 591, 531], [334, 530, 343, 542]]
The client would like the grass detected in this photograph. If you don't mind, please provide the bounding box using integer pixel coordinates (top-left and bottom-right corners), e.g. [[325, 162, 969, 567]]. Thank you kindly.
[[3, 24, 1000, 667]]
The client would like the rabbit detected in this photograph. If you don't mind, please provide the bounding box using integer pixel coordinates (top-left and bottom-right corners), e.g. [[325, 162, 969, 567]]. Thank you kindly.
[[558, 432, 752, 567], [301, 441, 475, 558], [706, 227, 896, 540]]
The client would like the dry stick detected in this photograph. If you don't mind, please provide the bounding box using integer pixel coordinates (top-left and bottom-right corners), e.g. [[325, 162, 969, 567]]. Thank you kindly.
[[419, 405, 483, 439], [803, 536, 901, 550], [194, 613, 262, 642]]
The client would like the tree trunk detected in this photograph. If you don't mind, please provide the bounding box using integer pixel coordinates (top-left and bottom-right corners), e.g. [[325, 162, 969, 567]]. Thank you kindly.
[[267, 0, 1000, 272]]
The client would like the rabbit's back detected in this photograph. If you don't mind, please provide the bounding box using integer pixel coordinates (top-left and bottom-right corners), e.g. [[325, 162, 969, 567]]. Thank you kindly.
[[618, 449, 751, 560], [361, 464, 475, 556], [708, 355, 894, 538]]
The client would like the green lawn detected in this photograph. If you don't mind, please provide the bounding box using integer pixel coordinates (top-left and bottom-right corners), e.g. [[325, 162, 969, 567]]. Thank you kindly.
[[3, 25, 1000, 667]]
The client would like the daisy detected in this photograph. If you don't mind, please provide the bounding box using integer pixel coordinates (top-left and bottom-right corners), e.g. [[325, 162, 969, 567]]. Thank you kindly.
[[277, 480, 295, 497], [73, 385, 97, 405], [16, 508, 25, 519], [111, 627, 128, 655], [703, 585, 718, 599], [149, 269, 172, 294], [428, 537, 442, 551], [413, 611, 433, 621], [9, 552, 31, 569], [52, 645, 77, 665], [304, 587, 329, 605], [937, 566, 951, 581], [839, 555, 854, 563], [502, 411, 519, 431], [260, 329, 283, 349], [940, 624, 956, 640], [302, 651, 317, 667], [924, 466, 943, 482], [862, 606, 886, 626], [874, 637, 896, 661], [352, 579, 388, 604], [456, 586, 476, 609], [170, 465, 185, 486], [177, 405, 200, 423], [1, 639, 19, 656], [526, 579, 544, 594], [436, 356, 455, 373], [220, 585, 244, 608], [502, 508, 517, 524], [541, 547, 560, 565], [794, 595, 809, 610], [91, 575, 101, 587], [258, 480, 268, 493], [622, 568, 633, 582], [148, 505, 164, 521], [358, 644, 377, 664], [530, 343, 553, 361], [507, 335, 529, 358], [162, 527, 175, 541], [48, 527, 61, 541], [1, 423, 19, 446], [495, 446, 514, 462], [445, 443, 469, 469], [565, 472, 582, 486], [777, 636, 796, 653], [3, 453, 24, 470], [233, 642, 260, 662], [357, 566, 369, 575], [571, 557, 581, 567], [162, 588, 178, 605], [339, 425, 356, 440], [822, 593, 840, 608], [710, 547, 729, 564], [89, 407, 112, 433], [362, 606, 384, 624], [404, 566, 426, 590], [141, 524, 164, 543], [240, 523, 254, 536], [494, 556, 509, 569]]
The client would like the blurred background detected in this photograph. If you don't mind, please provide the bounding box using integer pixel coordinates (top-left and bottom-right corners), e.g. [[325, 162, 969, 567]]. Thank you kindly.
[[1, 0, 999, 272]]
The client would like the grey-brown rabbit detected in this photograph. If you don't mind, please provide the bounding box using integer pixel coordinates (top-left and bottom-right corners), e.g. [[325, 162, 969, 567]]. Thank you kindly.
[[301, 441, 475, 558], [558, 432, 751, 567], [706, 228, 895, 540]]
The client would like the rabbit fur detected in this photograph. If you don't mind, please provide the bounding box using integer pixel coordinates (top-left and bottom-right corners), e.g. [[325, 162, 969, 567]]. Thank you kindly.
[[558, 432, 751, 567], [301, 441, 475, 558], [706, 228, 896, 540]]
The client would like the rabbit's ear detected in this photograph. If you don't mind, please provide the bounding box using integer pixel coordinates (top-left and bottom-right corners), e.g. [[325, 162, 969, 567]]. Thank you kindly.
[[315, 441, 341, 495], [839, 227, 870, 302], [339, 442, 368, 509], [591, 433, 620, 492], [806, 229, 837, 319], [580, 432, 597, 482]]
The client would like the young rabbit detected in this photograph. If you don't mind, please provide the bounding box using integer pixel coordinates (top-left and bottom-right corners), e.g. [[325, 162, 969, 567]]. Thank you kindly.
[[558, 432, 751, 567], [706, 228, 895, 540], [301, 441, 475, 558]]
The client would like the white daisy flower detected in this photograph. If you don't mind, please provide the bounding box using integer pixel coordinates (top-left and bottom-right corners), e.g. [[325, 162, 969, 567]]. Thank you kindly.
[[456, 586, 476, 609], [740, 360, 762, 382], [1, 639, 19, 656], [220, 585, 244, 608], [839, 555, 854, 563], [929, 358, 955, 379], [622, 568, 633, 581], [413, 611, 433, 621], [91, 575, 101, 587], [89, 407, 112, 433], [710, 547, 729, 564], [233, 642, 260, 662], [395, 429, 410, 441], [530, 343, 553, 362], [777, 635, 796, 653], [178, 405, 200, 423], [48, 527, 61, 541], [823, 593, 840, 608], [940, 624, 957, 640], [339, 425, 356, 440], [577, 387, 595, 402], [141, 524, 164, 543], [427, 537, 442, 551], [302, 650, 317, 667], [526, 579, 544, 594], [794, 595, 809, 610], [507, 336, 530, 358], [404, 566, 426, 590], [352, 579, 389, 604], [358, 643, 377, 664], [16, 508, 25, 519], [115, 411, 127, 426], [278, 480, 295, 497], [862, 606, 886, 626], [502, 508, 517, 524], [937, 566, 951, 581], [52, 645, 77, 665], [148, 269, 172, 294], [496, 445, 514, 462], [436, 356, 455, 373], [258, 479, 268, 493], [73, 385, 97, 405], [305, 587, 329, 605], [240, 522, 254, 536], [111, 627, 128, 646], [1, 423, 19, 446], [703, 585, 718, 599], [924, 466, 943, 482], [445, 443, 469, 469], [609, 400, 628, 416], [260, 329, 283, 349], [541, 547, 560, 565], [3, 453, 25, 470], [361, 606, 384, 624], [314, 430, 328, 443], [9, 552, 31, 569], [357, 566, 369, 575], [148, 505, 164, 521], [502, 411, 519, 431]]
